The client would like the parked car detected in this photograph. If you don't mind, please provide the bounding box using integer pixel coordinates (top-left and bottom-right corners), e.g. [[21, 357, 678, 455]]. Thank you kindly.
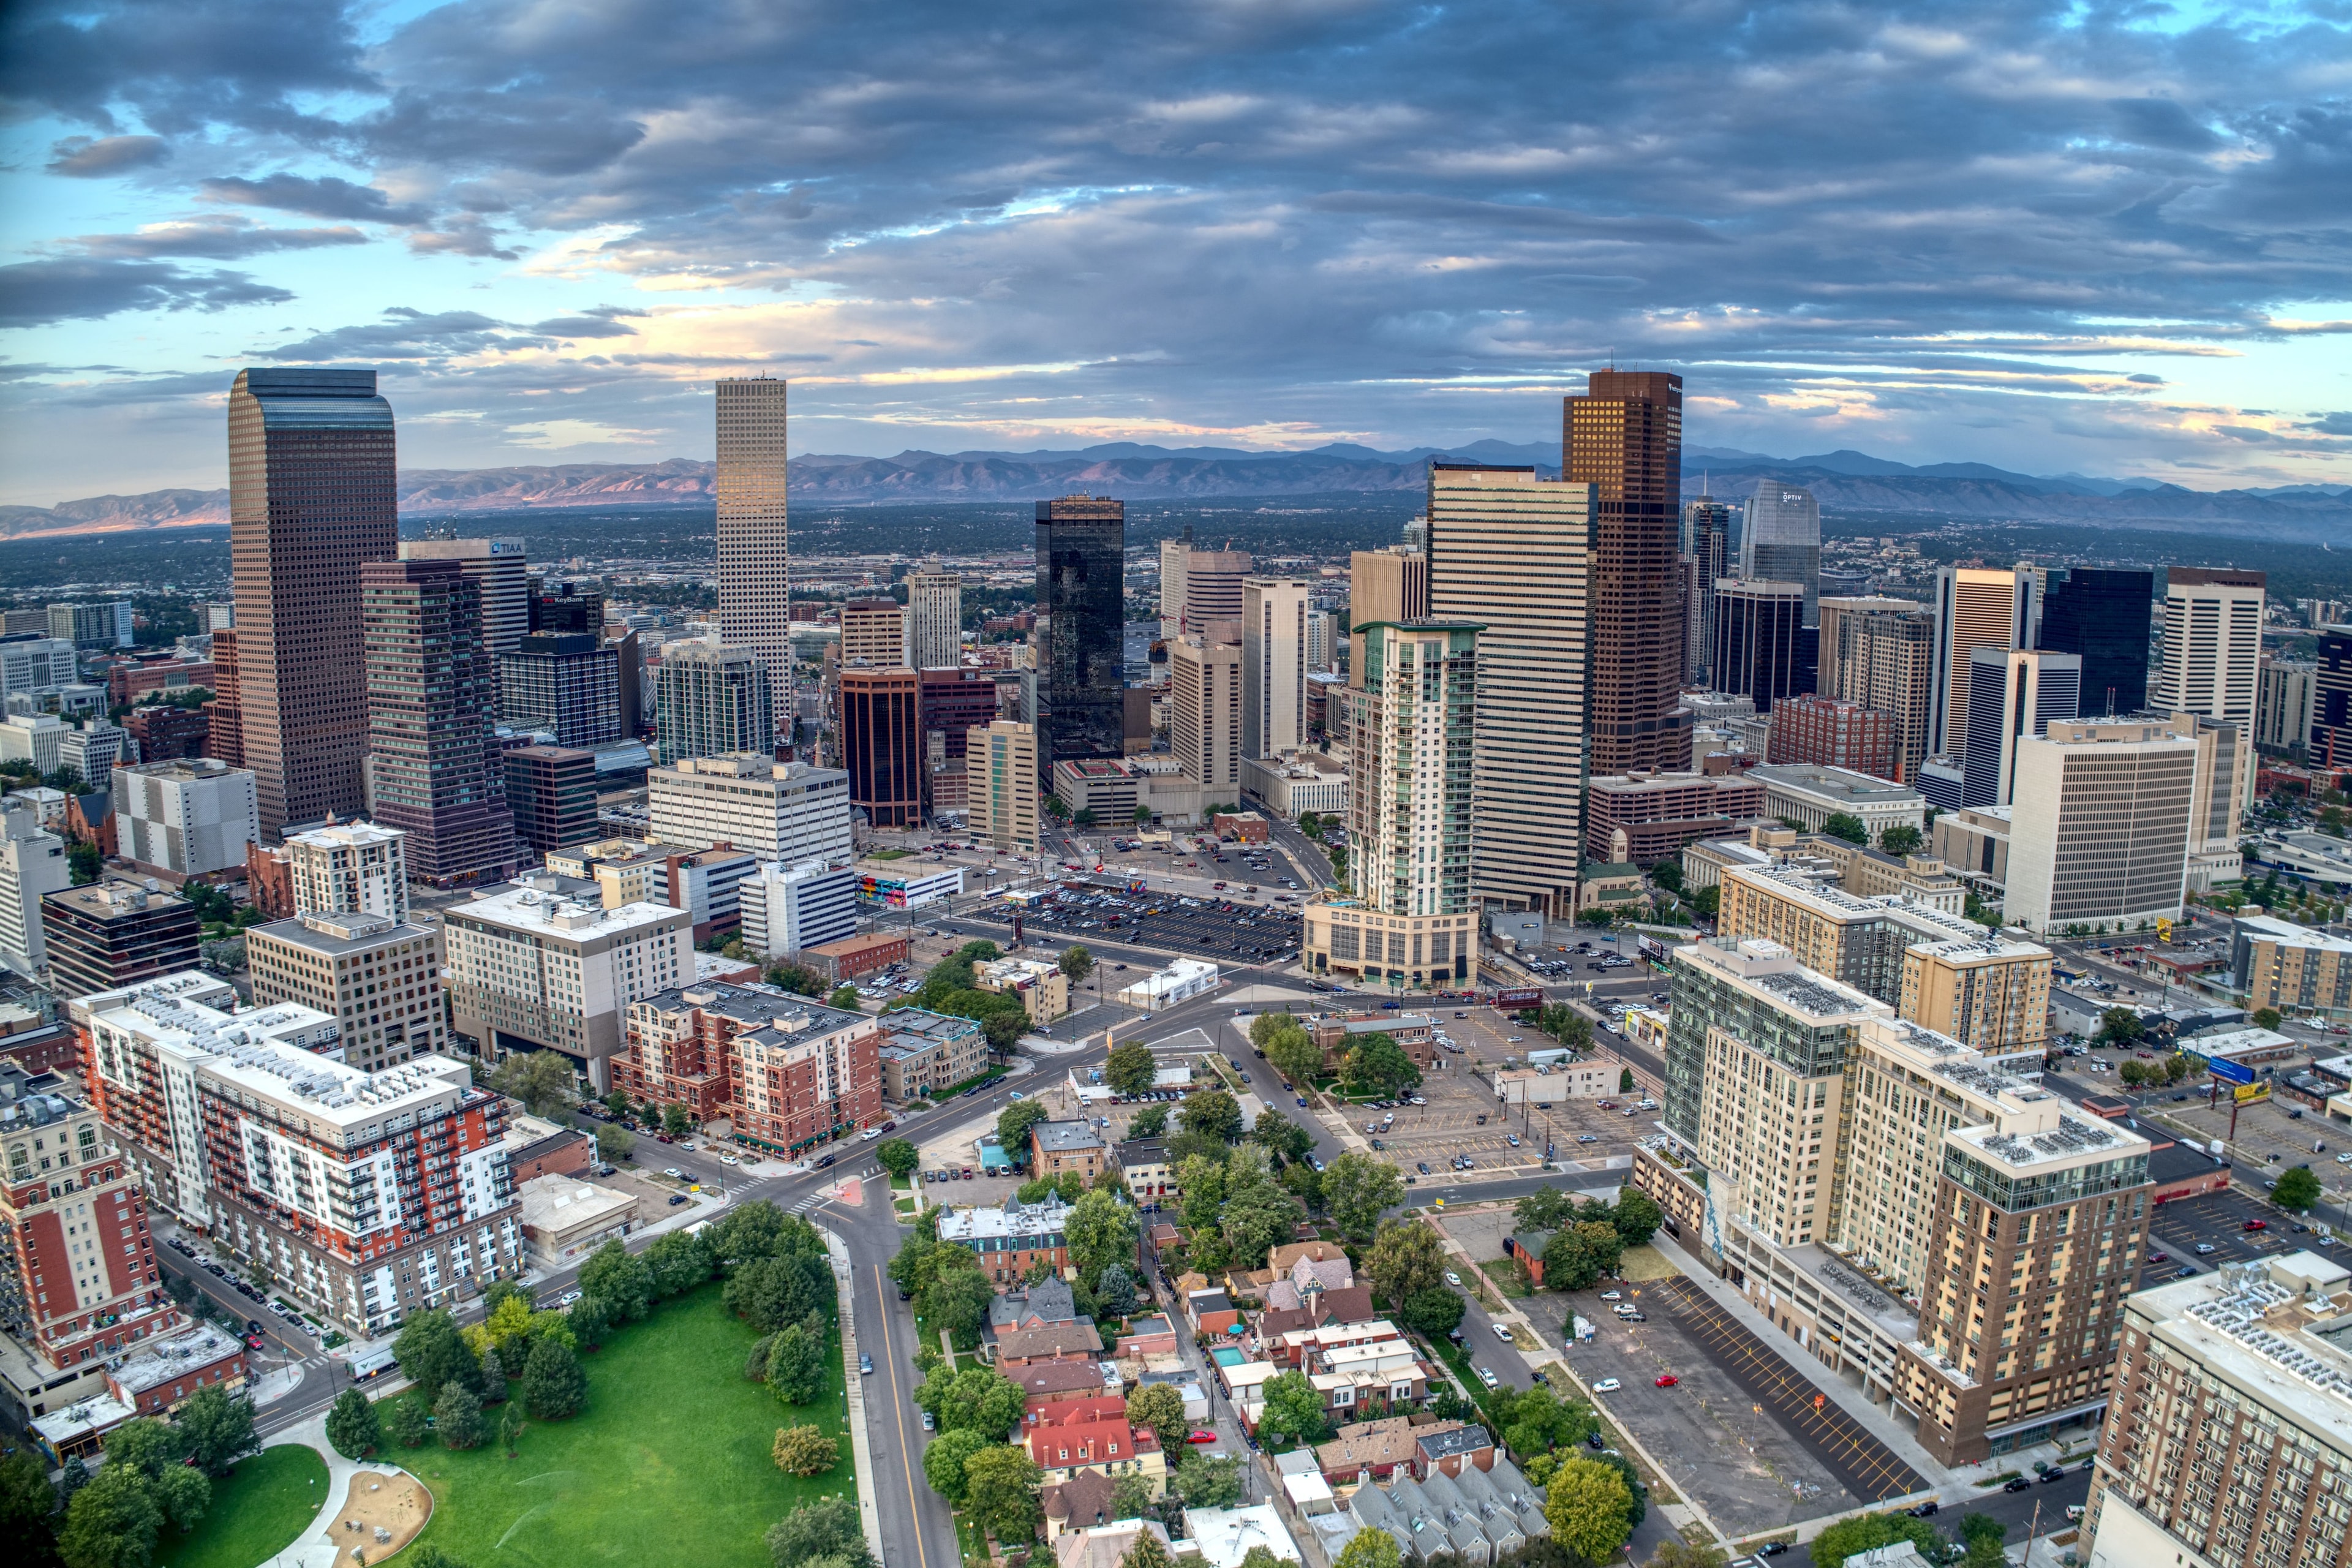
[[1187, 1430, 1218, 1444], [1591, 1378, 1621, 1393], [1599, 1290, 1622, 1301], [1653, 1374, 1678, 1388], [1908, 1501, 1941, 1518], [1476, 1367, 1499, 1389], [1491, 1323, 1514, 1342], [1444, 1270, 1463, 1286], [668, 1194, 688, 1205], [558, 1289, 583, 1307], [2003, 1477, 2034, 1493], [859, 1354, 874, 1375]]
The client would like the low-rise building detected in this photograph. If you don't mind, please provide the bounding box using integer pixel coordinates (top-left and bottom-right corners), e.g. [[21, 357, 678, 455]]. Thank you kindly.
[[939, 1194, 1072, 1287], [1113, 1138, 1175, 1201], [1031, 1120, 1108, 1185], [1181, 1505, 1302, 1568], [1238, 750, 1349, 819], [102, 1320, 246, 1419], [1747, 761, 1926, 839], [1582, 769, 1766, 866], [855, 858, 963, 909], [877, 1009, 987, 1104], [800, 929, 911, 983], [1112, 958, 1219, 1012], [245, 911, 447, 1068], [1493, 1061, 1613, 1104], [2229, 913, 2352, 1021], [616, 983, 881, 1152], [737, 858, 857, 960], [1026, 1399, 1166, 1498], [515, 1172, 636, 1267], [979, 956, 1071, 1022], [41, 879, 200, 999]]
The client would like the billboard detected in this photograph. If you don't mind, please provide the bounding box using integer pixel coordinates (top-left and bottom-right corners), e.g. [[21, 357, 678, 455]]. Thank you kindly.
[[2234, 1080, 2270, 1103], [1494, 987, 1544, 1009], [2207, 1056, 2255, 1086]]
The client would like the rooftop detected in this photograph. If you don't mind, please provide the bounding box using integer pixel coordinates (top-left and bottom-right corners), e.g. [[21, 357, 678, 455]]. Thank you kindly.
[[2234, 913, 2352, 954], [1749, 761, 1924, 805], [938, 1193, 1072, 1243], [1034, 1120, 1107, 1154], [251, 912, 433, 956], [2132, 1254, 2352, 1435]]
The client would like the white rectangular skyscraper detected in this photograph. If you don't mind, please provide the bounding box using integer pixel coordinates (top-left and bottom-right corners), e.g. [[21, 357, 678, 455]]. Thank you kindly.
[[1240, 576, 1312, 759], [904, 562, 963, 670], [715, 378, 790, 739], [2155, 567, 2264, 726]]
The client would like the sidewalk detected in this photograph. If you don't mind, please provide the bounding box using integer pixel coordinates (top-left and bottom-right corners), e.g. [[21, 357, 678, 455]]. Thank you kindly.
[[257, 1408, 419, 1568], [819, 1224, 886, 1562]]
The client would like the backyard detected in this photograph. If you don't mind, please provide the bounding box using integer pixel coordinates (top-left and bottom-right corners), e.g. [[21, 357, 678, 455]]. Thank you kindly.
[[386, 1282, 851, 1568], [156, 1443, 328, 1568]]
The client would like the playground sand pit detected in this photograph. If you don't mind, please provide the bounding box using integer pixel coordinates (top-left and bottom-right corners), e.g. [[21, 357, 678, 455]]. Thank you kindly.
[[325, 1469, 431, 1564]]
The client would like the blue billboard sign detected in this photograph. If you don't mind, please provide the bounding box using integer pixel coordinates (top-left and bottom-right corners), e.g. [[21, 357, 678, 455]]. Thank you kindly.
[[2206, 1056, 2254, 1086]]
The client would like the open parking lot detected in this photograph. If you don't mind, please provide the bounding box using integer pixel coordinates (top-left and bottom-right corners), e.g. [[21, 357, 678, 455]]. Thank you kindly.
[[966, 881, 1305, 965], [2147, 1188, 2345, 1272]]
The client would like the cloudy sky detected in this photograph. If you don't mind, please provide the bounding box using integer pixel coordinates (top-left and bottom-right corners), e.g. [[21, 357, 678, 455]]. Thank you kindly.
[[3, 0, 2350, 505]]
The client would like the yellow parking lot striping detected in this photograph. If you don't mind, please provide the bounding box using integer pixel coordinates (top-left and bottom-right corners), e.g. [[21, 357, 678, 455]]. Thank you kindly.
[[1650, 1276, 1925, 1502]]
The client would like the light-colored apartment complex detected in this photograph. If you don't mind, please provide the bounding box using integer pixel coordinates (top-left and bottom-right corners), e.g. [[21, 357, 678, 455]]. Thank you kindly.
[[970, 721, 1040, 851], [1350, 620, 1480, 919], [285, 820, 409, 923], [654, 639, 774, 764], [1898, 935, 2052, 1068], [1169, 634, 1243, 791], [2256, 656, 2317, 752], [1716, 862, 1989, 1006], [1241, 576, 1312, 761], [0, 798, 68, 975], [112, 758, 260, 881], [246, 910, 447, 1068], [647, 753, 853, 864], [715, 377, 791, 734], [1423, 463, 1594, 916], [2229, 913, 2352, 1020]]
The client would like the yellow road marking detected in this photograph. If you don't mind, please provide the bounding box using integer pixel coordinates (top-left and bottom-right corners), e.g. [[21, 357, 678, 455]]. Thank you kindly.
[[872, 1263, 930, 1568]]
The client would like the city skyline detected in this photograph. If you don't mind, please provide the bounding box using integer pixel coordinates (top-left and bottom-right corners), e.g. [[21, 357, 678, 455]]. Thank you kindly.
[[4, 4, 2351, 507]]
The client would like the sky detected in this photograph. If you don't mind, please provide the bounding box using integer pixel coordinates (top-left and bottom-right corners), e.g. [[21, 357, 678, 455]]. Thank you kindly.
[[2, 0, 2351, 507]]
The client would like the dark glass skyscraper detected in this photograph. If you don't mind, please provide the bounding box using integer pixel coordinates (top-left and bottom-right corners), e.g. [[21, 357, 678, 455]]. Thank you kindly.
[[362, 559, 519, 880], [1568, 369, 1691, 772], [2039, 567, 2152, 717], [1035, 495, 1126, 782], [1711, 579, 1805, 714], [228, 368, 396, 834]]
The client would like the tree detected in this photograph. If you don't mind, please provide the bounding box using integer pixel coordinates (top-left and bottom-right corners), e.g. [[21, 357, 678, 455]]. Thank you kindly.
[[67, 840, 102, 885], [1128, 1102, 1170, 1138], [728, 1251, 838, 1332], [1105, 1041, 1157, 1097], [829, 985, 863, 1011], [0, 1446, 56, 1547], [1060, 944, 1095, 982], [1044, 795, 1072, 821], [1249, 1109, 1316, 1167], [1958, 1513, 2008, 1568], [565, 1296, 611, 1352], [1110, 1470, 1156, 1522], [436, 1382, 486, 1450], [1820, 812, 1871, 846], [922, 1426, 989, 1503], [1515, 1188, 1578, 1233], [875, 1137, 921, 1178], [389, 1396, 434, 1448], [393, 1310, 478, 1407], [1364, 1218, 1450, 1305], [1589, 1449, 1647, 1529], [1806, 1513, 1944, 1568], [1128, 1383, 1190, 1451], [579, 1238, 656, 1321], [500, 1401, 528, 1460], [1096, 1262, 1140, 1317], [2252, 1006, 2282, 1030], [595, 1122, 635, 1163], [1267, 1028, 1325, 1090], [2095, 1006, 2146, 1046], [920, 1262, 998, 1349], [1335, 1528, 1401, 1568], [773, 1423, 841, 1476], [58, 1466, 167, 1568], [1613, 1189, 1663, 1248], [174, 1383, 258, 1476], [1321, 1151, 1405, 1240], [998, 1097, 1051, 1157], [1493, 1385, 1593, 1458], [1543, 1457, 1634, 1562], [325, 1386, 380, 1458], [1401, 1287, 1465, 1337], [767, 964, 827, 998], [2118, 1059, 2150, 1087], [1341, 1033, 1422, 1098], [1180, 1089, 1245, 1144], [767, 1324, 828, 1405], [489, 1050, 578, 1119], [646, 1228, 715, 1298], [1119, 1532, 1176, 1568], [767, 1495, 872, 1568], [918, 1363, 1028, 1436], [1218, 1175, 1300, 1269], [1878, 823, 1924, 857], [1065, 1187, 1142, 1287], [1256, 1368, 1328, 1444], [2275, 1165, 2323, 1213], [522, 1334, 587, 1419], [1170, 1449, 1244, 1508], [961, 1444, 1046, 1545], [663, 1102, 695, 1138]]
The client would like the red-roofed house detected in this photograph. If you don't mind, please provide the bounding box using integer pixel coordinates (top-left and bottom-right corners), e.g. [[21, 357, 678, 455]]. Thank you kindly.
[[1027, 1414, 1167, 1498]]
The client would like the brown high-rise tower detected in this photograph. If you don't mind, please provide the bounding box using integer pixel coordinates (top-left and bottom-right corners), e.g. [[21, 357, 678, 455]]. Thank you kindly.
[[1567, 369, 1692, 772], [229, 369, 398, 834]]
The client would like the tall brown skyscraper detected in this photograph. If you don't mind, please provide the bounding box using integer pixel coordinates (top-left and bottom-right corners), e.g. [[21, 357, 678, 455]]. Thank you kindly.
[[228, 369, 398, 834], [363, 558, 519, 880], [716, 377, 791, 737], [1566, 369, 1691, 772]]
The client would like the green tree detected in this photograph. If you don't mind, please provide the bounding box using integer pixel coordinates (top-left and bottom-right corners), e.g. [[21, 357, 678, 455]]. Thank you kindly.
[[522, 1334, 587, 1419], [1120, 1532, 1176, 1568], [1590, 1449, 1648, 1529], [58, 1466, 167, 1568], [325, 1386, 381, 1458], [435, 1382, 486, 1450], [998, 1098, 1051, 1158], [1544, 1456, 1634, 1562], [961, 1444, 1046, 1545], [500, 1401, 527, 1460], [67, 840, 102, 885], [1363, 1218, 1450, 1305], [1334, 1528, 1401, 1568], [1321, 1150, 1404, 1240], [604, 1089, 633, 1118], [917, 1363, 1029, 1436], [922, 1427, 989, 1503], [173, 1383, 258, 1476], [2095, 1006, 2146, 1046], [1401, 1287, 1465, 1337], [1065, 1187, 1142, 1287], [0, 1446, 57, 1545], [389, 1396, 434, 1448], [1248, 1108, 1316, 1167], [579, 1239, 656, 1321], [727, 1251, 838, 1332], [644, 1228, 714, 1297], [1060, 944, 1095, 982], [829, 985, 863, 1011], [1170, 1450, 1244, 1508], [919, 1261, 998, 1349], [1807, 1512, 1945, 1568], [1341, 1033, 1422, 1097], [766, 963, 827, 998], [875, 1137, 921, 1178], [1127, 1383, 1190, 1450], [1097, 1262, 1140, 1317], [767, 1324, 828, 1405], [1819, 812, 1871, 846], [1878, 823, 1924, 857], [1110, 1470, 1156, 1521], [767, 1495, 872, 1568], [1515, 1187, 1578, 1234], [1105, 1041, 1157, 1097], [663, 1102, 695, 1138], [2252, 1006, 2282, 1030], [2275, 1165, 2323, 1213], [488, 1050, 578, 1119], [1218, 1172, 1299, 1269], [1128, 1102, 1170, 1138], [1266, 1027, 1325, 1090], [772, 1423, 841, 1476], [1958, 1513, 2008, 1568], [1044, 795, 1072, 821], [595, 1122, 635, 1163], [565, 1296, 611, 1352], [1256, 1369, 1328, 1444], [1613, 1189, 1663, 1248], [1180, 1089, 1245, 1144]]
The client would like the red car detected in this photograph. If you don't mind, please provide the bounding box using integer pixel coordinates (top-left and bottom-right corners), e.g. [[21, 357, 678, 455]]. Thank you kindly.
[[1187, 1430, 1218, 1444], [1654, 1374, 1679, 1388], [2245, 1219, 2268, 1232]]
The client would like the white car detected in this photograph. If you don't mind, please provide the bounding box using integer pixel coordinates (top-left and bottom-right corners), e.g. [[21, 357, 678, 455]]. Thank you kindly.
[[1600, 1290, 1622, 1301], [663, 1167, 684, 1179], [558, 1289, 583, 1307], [860, 1129, 881, 1141], [1444, 1271, 1463, 1287], [1476, 1366, 1499, 1389], [1591, 1378, 1621, 1393], [1491, 1323, 1515, 1343], [720, 1155, 741, 1166]]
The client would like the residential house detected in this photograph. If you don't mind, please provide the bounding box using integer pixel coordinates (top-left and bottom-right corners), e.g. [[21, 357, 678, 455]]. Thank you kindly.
[[1031, 1119, 1108, 1185], [1181, 1505, 1303, 1568], [992, 1277, 1080, 1335], [1135, 1368, 1207, 1422], [1041, 1471, 1121, 1542], [938, 1194, 1073, 1287], [1052, 1520, 1187, 1566], [1115, 1138, 1176, 1202], [1416, 1422, 1496, 1477], [1248, 1284, 1378, 1359], [1503, 1232, 1555, 1289], [1186, 1287, 1242, 1338], [1308, 1335, 1428, 1419], [1314, 1415, 1424, 1485], [1017, 1360, 1117, 1411], [1114, 1314, 1178, 1359], [997, 1321, 1107, 1367], [1026, 1404, 1166, 1497]]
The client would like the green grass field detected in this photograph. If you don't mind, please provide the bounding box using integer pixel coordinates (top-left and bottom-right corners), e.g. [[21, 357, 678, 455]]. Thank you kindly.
[[388, 1283, 851, 1568], [157, 1443, 328, 1568]]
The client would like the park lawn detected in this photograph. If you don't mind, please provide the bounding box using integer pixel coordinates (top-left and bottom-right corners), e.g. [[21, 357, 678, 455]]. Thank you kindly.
[[390, 1283, 851, 1568], [156, 1443, 328, 1568]]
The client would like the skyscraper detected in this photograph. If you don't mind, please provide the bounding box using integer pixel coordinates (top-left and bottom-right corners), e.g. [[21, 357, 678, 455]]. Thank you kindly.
[[1960, 646, 2082, 809], [361, 558, 519, 880], [1567, 369, 1690, 772], [228, 368, 396, 834], [1425, 462, 1594, 916], [1035, 496, 1126, 782], [2314, 626, 2352, 769], [396, 535, 530, 655], [716, 377, 790, 737], [1346, 546, 1428, 688], [1741, 482, 1822, 624], [970, 721, 1040, 851], [1681, 495, 1732, 682], [500, 633, 622, 749], [654, 639, 773, 764], [839, 600, 905, 666], [2007, 718, 2200, 933], [2154, 567, 2264, 727], [905, 562, 963, 670], [1929, 565, 2038, 759], [2038, 567, 2152, 717], [1180, 548, 1253, 636], [1819, 595, 1935, 782], [1350, 620, 1482, 921], [1169, 634, 1242, 791], [2256, 657, 2317, 752], [1711, 579, 1806, 714], [1158, 531, 1191, 641], [1241, 576, 1312, 760], [838, 666, 922, 829]]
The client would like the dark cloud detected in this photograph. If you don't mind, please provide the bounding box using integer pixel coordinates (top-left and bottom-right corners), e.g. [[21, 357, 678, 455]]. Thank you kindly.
[[2304, 413, 2352, 437], [529, 307, 646, 339], [47, 134, 170, 176], [199, 174, 431, 225], [0, 258, 293, 328], [71, 216, 368, 260], [404, 214, 518, 261], [259, 306, 525, 361]]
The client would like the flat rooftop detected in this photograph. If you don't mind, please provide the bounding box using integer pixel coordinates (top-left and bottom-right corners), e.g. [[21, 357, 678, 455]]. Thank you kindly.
[[251, 912, 434, 956], [1749, 762, 1924, 805], [456, 881, 684, 938]]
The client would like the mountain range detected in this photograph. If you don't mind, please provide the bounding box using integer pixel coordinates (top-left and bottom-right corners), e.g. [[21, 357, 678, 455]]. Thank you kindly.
[[4, 441, 2346, 543]]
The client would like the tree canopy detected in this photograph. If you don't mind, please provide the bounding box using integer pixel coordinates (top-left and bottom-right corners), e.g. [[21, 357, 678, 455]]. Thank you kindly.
[[1542, 1456, 1635, 1562], [1321, 1151, 1404, 1240], [1341, 1033, 1421, 1097]]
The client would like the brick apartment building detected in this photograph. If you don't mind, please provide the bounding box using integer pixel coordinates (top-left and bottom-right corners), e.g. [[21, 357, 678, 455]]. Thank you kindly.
[[1765, 694, 1898, 782], [616, 982, 881, 1155]]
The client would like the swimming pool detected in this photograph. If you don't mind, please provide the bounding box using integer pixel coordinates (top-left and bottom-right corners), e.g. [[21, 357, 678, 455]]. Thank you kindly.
[[1210, 1345, 1245, 1367]]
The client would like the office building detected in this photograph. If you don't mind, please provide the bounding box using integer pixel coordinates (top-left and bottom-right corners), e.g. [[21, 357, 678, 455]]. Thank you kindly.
[[1305, 608, 1336, 674], [1961, 647, 2082, 809], [1681, 496, 1733, 683], [2005, 720, 2201, 933], [1567, 369, 1689, 772], [1424, 463, 1594, 916], [2037, 567, 2150, 717], [970, 721, 1041, 851], [2154, 567, 2264, 730], [2255, 657, 2317, 753], [285, 821, 409, 922], [839, 600, 905, 667], [647, 753, 853, 864], [1351, 620, 1480, 920], [443, 878, 691, 1087], [1158, 532, 1192, 641], [1741, 483, 1822, 624], [738, 858, 858, 959], [2316, 625, 2352, 769], [200, 628, 242, 767], [105, 652, 213, 707], [1180, 549, 1252, 636], [1746, 761, 1926, 839], [0, 799, 68, 974], [360, 559, 518, 881], [1169, 635, 1243, 793], [839, 665, 922, 828], [77, 971, 520, 1336], [1347, 547, 1428, 691], [918, 667, 1000, 812], [2229, 913, 2352, 1020], [111, 758, 260, 882], [614, 983, 880, 1155], [1819, 596, 1936, 783], [1930, 567, 2037, 760], [1036, 496, 1126, 780], [0, 637, 80, 705], [46, 601, 132, 651], [503, 745, 598, 855], [528, 581, 603, 635], [397, 536, 529, 656], [654, 639, 773, 764], [1711, 579, 1806, 714], [1241, 577, 1312, 760], [0, 714, 65, 775], [500, 633, 622, 749], [227, 369, 393, 835], [1765, 694, 1895, 780], [247, 911, 447, 1066], [122, 705, 208, 763], [1583, 771, 1765, 865], [905, 562, 963, 670], [41, 880, 201, 998], [60, 718, 129, 788], [2084, 1252, 2352, 1568], [715, 377, 791, 735]]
